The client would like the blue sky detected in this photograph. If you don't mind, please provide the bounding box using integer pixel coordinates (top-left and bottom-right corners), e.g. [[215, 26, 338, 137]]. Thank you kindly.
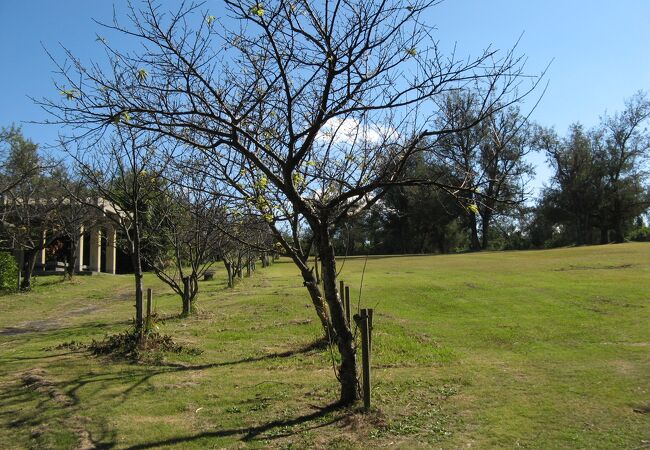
[[1, 1, 649, 196]]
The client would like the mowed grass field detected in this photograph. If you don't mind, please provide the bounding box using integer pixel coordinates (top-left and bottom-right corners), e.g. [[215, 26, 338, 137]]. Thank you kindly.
[[0, 243, 649, 449]]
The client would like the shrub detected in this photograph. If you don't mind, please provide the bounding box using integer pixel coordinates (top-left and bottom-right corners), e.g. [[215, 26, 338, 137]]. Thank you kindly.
[[626, 226, 650, 242], [0, 252, 18, 292]]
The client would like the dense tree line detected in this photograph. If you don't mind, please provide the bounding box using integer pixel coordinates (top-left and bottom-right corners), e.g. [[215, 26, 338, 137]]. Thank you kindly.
[[530, 93, 650, 247], [330, 93, 650, 254]]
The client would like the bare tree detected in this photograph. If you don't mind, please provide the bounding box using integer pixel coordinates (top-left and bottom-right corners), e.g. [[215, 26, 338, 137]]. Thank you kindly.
[[63, 128, 174, 335], [41, 0, 539, 405], [212, 156, 335, 340], [217, 209, 271, 288], [145, 164, 230, 315]]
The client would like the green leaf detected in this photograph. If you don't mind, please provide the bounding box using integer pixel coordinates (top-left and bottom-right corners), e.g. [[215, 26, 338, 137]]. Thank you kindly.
[[114, 111, 131, 125], [60, 89, 77, 100], [256, 176, 268, 191], [250, 3, 264, 17]]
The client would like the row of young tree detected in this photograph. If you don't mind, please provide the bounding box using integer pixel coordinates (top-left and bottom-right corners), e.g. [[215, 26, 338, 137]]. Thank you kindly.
[[34, 0, 540, 406], [0, 125, 275, 316], [6, 0, 644, 407]]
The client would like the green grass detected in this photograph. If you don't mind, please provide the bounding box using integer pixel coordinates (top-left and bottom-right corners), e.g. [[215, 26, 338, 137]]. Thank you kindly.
[[0, 243, 649, 449]]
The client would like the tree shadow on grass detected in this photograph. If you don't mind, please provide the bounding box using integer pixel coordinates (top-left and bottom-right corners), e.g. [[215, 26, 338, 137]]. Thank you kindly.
[[26, 338, 330, 406], [115, 338, 328, 398], [160, 337, 328, 369], [0, 372, 119, 449], [123, 401, 352, 449], [0, 338, 335, 449]]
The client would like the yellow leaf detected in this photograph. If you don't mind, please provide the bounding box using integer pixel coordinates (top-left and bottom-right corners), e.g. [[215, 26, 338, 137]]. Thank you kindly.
[[250, 3, 264, 17], [60, 89, 76, 100]]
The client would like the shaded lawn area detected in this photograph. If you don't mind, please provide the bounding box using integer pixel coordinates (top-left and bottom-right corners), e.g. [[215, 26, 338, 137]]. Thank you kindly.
[[0, 243, 648, 449]]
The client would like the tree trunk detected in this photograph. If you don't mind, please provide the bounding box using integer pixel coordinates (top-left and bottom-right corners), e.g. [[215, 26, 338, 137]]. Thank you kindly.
[[584, 216, 593, 245], [186, 273, 199, 314], [437, 232, 446, 254], [469, 214, 481, 251], [575, 216, 585, 245], [315, 225, 358, 405], [20, 249, 37, 291], [480, 213, 491, 250], [273, 229, 334, 342], [599, 227, 609, 245], [314, 255, 321, 284], [182, 276, 191, 316], [613, 210, 625, 243], [224, 260, 234, 288], [300, 265, 335, 342], [65, 239, 78, 280], [131, 235, 145, 334]]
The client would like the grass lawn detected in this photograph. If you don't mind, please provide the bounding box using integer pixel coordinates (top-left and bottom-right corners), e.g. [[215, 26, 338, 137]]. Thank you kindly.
[[0, 243, 648, 449]]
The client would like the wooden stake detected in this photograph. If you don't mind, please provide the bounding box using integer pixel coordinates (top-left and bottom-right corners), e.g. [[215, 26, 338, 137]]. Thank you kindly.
[[344, 285, 351, 326], [360, 308, 372, 411], [16, 250, 24, 291], [182, 276, 190, 315], [146, 288, 153, 324], [368, 308, 374, 355]]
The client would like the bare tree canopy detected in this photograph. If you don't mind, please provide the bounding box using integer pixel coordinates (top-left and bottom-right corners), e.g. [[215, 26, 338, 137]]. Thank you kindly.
[[39, 0, 541, 405]]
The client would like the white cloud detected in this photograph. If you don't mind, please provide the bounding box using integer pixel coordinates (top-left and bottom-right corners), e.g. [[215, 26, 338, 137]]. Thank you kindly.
[[316, 117, 398, 145]]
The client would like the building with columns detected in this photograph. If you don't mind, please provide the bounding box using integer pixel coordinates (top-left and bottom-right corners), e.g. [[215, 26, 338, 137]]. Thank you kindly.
[[68, 224, 118, 274], [34, 198, 126, 275]]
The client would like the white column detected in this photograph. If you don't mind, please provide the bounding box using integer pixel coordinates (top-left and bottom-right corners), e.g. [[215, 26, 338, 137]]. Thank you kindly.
[[106, 226, 117, 274], [89, 227, 102, 272], [75, 226, 85, 272], [40, 231, 47, 267]]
